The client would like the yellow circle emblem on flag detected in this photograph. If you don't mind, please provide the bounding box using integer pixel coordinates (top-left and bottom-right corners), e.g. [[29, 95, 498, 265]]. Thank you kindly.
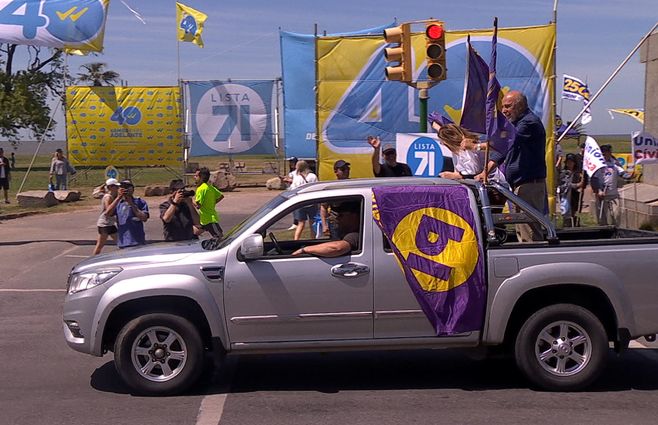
[[391, 207, 479, 292]]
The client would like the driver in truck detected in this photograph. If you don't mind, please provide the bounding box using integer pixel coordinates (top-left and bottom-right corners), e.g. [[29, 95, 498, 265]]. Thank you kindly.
[[292, 201, 360, 257]]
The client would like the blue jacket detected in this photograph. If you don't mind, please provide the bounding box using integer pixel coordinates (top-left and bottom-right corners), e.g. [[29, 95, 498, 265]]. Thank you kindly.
[[491, 109, 546, 188]]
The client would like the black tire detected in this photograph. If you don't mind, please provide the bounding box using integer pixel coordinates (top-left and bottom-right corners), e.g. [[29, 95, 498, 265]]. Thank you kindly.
[[514, 304, 607, 391], [114, 313, 204, 396]]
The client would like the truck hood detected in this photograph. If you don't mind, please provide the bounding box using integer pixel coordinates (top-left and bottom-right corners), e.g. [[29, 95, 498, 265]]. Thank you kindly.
[[72, 241, 207, 273]]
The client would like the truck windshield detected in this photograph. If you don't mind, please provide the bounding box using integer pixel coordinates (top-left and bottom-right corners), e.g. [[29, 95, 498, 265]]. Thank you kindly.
[[202, 194, 289, 250]]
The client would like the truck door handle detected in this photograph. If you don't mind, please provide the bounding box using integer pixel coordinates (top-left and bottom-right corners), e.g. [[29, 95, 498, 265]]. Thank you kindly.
[[331, 263, 370, 278]]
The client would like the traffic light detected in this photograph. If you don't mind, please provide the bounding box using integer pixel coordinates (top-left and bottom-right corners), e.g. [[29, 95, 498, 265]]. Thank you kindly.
[[383, 23, 411, 82], [425, 21, 446, 81]]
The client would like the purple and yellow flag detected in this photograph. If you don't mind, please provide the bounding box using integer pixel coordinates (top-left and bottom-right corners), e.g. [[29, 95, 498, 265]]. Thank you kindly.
[[459, 36, 489, 134], [372, 185, 486, 335], [486, 18, 516, 155]]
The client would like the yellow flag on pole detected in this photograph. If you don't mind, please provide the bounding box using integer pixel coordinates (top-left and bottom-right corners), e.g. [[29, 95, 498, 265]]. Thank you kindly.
[[176, 2, 207, 48], [608, 108, 644, 124]]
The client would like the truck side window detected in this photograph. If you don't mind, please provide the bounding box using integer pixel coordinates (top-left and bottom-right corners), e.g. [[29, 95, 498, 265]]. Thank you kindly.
[[258, 196, 364, 257]]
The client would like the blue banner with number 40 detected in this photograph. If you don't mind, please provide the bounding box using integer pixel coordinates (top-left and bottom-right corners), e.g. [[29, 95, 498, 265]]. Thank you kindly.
[[0, 0, 109, 52]]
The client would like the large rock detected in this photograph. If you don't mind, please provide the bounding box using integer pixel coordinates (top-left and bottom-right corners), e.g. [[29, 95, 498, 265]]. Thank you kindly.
[[210, 171, 237, 192], [53, 190, 81, 202], [144, 185, 169, 197], [16, 191, 58, 208], [266, 177, 287, 190]]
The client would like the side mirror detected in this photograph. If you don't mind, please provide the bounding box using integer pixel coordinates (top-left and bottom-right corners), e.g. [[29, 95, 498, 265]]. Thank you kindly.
[[240, 234, 264, 260]]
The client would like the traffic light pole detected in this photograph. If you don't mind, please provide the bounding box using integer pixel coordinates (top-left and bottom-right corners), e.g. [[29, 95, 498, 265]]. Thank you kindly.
[[419, 88, 428, 132], [413, 81, 435, 132]]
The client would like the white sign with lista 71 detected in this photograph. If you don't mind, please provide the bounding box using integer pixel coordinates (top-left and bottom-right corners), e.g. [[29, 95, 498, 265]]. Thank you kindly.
[[395, 133, 454, 177], [186, 80, 275, 156]]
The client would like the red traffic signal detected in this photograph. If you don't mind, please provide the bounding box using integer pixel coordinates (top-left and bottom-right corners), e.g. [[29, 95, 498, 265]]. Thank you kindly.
[[425, 22, 446, 81]]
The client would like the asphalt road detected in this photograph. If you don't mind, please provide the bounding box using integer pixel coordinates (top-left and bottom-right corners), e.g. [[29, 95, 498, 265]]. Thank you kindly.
[[2, 188, 658, 425]]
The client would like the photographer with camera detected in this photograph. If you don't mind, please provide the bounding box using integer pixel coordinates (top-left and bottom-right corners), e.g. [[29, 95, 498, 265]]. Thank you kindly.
[[116, 179, 149, 249], [160, 179, 201, 241]]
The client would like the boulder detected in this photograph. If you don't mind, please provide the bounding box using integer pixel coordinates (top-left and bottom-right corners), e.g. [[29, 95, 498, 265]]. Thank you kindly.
[[210, 171, 237, 192], [92, 185, 105, 199], [16, 191, 58, 208], [53, 190, 81, 202], [144, 185, 170, 196], [266, 177, 287, 190]]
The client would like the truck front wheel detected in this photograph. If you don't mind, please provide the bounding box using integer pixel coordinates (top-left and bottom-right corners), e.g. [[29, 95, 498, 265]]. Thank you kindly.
[[114, 313, 204, 395], [514, 304, 607, 391]]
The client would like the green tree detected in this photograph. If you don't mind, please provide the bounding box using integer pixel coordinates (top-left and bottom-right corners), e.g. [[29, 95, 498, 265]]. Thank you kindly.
[[0, 44, 67, 144], [76, 62, 120, 86]]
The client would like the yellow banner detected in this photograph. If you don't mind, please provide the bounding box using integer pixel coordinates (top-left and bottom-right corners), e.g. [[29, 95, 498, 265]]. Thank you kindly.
[[66, 86, 183, 167], [316, 24, 556, 191], [609, 108, 644, 124]]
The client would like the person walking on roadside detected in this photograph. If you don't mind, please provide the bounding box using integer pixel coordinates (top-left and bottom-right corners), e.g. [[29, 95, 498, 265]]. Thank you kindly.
[[320, 160, 350, 238], [49, 148, 76, 190], [193, 167, 224, 239], [290, 160, 318, 240], [0, 148, 11, 204], [367, 136, 413, 177], [116, 180, 149, 248], [92, 178, 122, 255], [590, 144, 629, 226]]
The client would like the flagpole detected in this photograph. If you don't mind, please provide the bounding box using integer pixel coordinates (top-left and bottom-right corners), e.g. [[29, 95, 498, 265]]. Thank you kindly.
[[549, 0, 559, 222], [558, 21, 658, 143], [177, 39, 181, 83], [483, 19, 499, 186]]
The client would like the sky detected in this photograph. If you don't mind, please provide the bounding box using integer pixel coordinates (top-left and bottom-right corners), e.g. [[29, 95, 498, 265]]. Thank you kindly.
[[40, 0, 658, 138]]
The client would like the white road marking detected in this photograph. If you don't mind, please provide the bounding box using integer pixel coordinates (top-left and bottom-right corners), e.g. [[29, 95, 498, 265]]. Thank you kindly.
[[195, 394, 228, 425], [195, 356, 237, 425], [0, 289, 66, 292], [64, 254, 90, 258]]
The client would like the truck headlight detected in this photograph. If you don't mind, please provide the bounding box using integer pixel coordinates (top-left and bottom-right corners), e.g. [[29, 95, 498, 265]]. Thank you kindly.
[[67, 268, 122, 294]]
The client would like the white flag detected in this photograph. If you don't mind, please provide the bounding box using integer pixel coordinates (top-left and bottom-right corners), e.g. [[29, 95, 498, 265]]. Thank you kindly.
[[563, 75, 592, 125], [582, 136, 606, 177]]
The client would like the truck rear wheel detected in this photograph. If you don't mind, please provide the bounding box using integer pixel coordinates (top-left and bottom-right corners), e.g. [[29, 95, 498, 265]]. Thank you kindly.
[[114, 313, 204, 395], [514, 304, 607, 391]]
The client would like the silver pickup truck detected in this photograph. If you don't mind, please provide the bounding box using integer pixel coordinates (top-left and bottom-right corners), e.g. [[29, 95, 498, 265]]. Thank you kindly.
[[63, 178, 658, 395]]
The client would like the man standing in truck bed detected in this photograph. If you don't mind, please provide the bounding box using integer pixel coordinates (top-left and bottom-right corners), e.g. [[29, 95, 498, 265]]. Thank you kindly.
[[477, 91, 547, 242]]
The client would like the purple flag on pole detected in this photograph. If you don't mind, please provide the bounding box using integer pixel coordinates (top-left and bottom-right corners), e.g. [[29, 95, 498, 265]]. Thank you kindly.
[[459, 36, 489, 134], [372, 185, 486, 335], [486, 18, 516, 155]]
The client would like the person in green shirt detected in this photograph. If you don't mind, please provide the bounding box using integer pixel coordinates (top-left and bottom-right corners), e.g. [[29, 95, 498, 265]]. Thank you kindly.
[[193, 167, 224, 238]]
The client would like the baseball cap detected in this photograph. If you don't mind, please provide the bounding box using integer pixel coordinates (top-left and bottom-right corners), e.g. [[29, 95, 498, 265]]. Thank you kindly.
[[287, 156, 298, 162], [565, 153, 577, 162], [333, 160, 351, 169], [105, 178, 120, 187], [119, 179, 134, 187], [382, 144, 396, 155]]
